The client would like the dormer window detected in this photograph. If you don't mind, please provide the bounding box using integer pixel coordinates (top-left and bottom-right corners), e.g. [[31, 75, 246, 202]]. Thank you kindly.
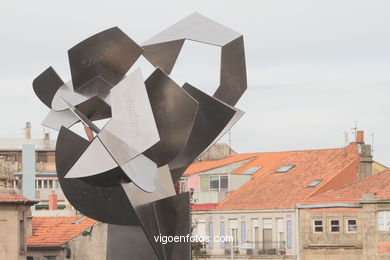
[[242, 166, 262, 175], [275, 164, 295, 173], [307, 179, 322, 188], [200, 175, 228, 191]]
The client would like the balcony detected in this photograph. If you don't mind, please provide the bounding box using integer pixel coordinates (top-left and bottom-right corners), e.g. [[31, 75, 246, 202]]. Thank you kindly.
[[224, 241, 286, 256]]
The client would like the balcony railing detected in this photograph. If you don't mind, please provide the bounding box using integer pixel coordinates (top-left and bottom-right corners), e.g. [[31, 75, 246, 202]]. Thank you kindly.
[[224, 241, 286, 256]]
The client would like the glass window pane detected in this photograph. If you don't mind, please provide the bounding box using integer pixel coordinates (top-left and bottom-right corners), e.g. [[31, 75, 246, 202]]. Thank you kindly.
[[275, 164, 295, 173], [331, 226, 340, 232], [220, 176, 228, 189], [210, 176, 219, 189], [315, 226, 323, 232], [348, 225, 357, 232], [330, 219, 340, 232], [200, 176, 209, 190], [314, 220, 322, 225]]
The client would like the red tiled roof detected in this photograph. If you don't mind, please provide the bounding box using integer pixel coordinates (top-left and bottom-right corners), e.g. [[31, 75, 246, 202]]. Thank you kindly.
[[302, 169, 390, 205], [27, 216, 96, 247], [217, 144, 360, 210], [183, 154, 257, 175], [0, 194, 37, 205], [192, 203, 218, 211]]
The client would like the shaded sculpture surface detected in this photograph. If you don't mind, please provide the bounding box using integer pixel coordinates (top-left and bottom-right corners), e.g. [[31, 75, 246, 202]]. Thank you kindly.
[[33, 13, 247, 260]]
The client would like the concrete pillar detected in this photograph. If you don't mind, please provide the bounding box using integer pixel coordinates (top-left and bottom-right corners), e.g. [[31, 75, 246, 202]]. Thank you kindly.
[[22, 145, 35, 201]]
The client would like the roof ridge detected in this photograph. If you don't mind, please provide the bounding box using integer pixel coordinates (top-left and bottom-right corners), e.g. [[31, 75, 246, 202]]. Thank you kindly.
[[247, 146, 351, 155], [184, 154, 257, 175]]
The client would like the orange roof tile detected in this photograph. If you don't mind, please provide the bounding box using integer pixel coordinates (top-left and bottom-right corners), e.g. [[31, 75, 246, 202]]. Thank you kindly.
[[0, 194, 37, 205], [217, 144, 360, 210], [302, 169, 390, 205], [183, 153, 257, 175], [192, 203, 218, 211], [27, 216, 96, 247]]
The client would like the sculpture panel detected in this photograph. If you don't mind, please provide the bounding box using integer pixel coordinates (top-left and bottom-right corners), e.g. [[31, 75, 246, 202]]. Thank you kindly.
[[33, 12, 247, 260]]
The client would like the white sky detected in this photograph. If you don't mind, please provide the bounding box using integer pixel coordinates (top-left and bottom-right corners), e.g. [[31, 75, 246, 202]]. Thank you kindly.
[[0, 0, 389, 165]]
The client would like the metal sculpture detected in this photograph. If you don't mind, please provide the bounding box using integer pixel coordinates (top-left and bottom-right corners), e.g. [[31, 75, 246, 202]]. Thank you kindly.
[[33, 13, 247, 260]]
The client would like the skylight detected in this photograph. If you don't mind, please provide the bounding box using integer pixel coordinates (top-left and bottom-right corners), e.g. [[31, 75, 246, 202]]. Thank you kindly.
[[307, 179, 322, 188], [242, 166, 262, 175], [275, 164, 295, 173]]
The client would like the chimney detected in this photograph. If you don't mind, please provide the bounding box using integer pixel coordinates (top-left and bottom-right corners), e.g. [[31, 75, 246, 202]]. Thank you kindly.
[[25, 122, 31, 139], [356, 130, 364, 144], [43, 133, 50, 149], [49, 191, 58, 210], [357, 131, 373, 180]]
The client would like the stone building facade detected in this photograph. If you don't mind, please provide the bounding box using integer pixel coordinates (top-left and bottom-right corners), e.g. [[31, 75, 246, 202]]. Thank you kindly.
[[0, 189, 37, 260], [298, 169, 390, 259]]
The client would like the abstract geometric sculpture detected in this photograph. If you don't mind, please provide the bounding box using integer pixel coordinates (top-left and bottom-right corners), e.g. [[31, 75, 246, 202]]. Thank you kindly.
[[32, 13, 246, 260]]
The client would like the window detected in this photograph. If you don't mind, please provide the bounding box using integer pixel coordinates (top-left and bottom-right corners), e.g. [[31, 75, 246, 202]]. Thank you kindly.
[[287, 220, 292, 249], [179, 178, 187, 193], [276, 218, 284, 250], [241, 221, 246, 244], [44, 256, 56, 260], [275, 164, 295, 173], [252, 219, 259, 248], [229, 219, 238, 246], [242, 166, 261, 175], [378, 211, 390, 231], [307, 179, 322, 188], [20, 220, 25, 251], [313, 220, 323, 233], [346, 219, 357, 233], [220, 176, 228, 189], [200, 176, 209, 190], [27, 257, 33, 260], [263, 219, 273, 250], [200, 175, 228, 191], [210, 176, 219, 189], [329, 219, 340, 233], [220, 222, 225, 248], [197, 221, 206, 237], [209, 222, 213, 248], [48, 180, 53, 189], [55, 180, 60, 189]]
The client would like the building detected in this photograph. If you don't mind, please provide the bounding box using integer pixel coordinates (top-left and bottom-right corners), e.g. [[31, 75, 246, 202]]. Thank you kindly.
[[0, 122, 67, 209], [298, 169, 390, 260], [0, 188, 37, 260], [26, 216, 106, 260], [190, 135, 387, 259], [183, 153, 257, 203]]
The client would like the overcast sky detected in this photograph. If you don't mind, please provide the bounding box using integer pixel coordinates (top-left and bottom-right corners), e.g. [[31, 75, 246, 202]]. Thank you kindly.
[[0, 0, 389, 165]]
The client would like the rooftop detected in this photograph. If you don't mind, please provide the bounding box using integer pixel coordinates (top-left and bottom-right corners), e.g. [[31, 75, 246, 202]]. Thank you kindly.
[[184, 153, 257, 175], [0, 193, 38, 206], [216, 144, 360, 210], [0, 138, 56, 151], [27, 216, 96, 247], [192, 203, 218, 211], [302, 169, 390, 205]]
